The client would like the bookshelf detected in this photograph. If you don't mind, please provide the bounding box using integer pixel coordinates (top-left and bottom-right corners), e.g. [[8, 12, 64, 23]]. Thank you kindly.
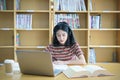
[[52, 0, 120, 63], [0, 0, 51, 62], [0, 0, 14, 62], [90, 0, 120, 63], [88, 0, 120, 63], [0, 0, 120, 63]]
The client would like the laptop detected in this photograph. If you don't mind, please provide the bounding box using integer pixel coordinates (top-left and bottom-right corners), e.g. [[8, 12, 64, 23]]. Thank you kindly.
[[16, 50, 62, 76]]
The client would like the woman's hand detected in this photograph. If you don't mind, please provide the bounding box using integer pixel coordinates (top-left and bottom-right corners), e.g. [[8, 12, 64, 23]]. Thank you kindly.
[[68, 55, 86, 64], [53, 55, 86, 65]]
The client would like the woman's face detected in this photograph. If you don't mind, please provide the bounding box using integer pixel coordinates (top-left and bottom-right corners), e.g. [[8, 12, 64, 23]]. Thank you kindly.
[[56, 30, 68, 45]]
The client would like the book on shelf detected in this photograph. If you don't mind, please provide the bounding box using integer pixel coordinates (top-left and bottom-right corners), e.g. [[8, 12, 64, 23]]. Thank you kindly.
[[54, 14, 80, 29], [63, 65, 114, 78], [16, 14, 32, 29], [16, 33, 20, 46], [90, 15, 101, 29], [89, 0, 92, 11], [16, 0, 20, 10], [88, 48, 96, 64], [0, 0, 6, 10], [54, 0, 86, 11], [112, 52, 117, 62], [80, 0, 86, 11]]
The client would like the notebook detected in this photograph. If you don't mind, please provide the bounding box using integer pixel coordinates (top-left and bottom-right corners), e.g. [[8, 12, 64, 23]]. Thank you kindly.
[[16, 50, 63, 76]]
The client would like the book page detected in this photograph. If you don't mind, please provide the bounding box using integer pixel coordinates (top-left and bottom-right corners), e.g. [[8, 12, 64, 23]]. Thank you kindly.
[[63, 66, 90, 78], [53, 64, 68, 71], [83, 65, 106, 74], [63, 65, 114, 78], [83, 65, 114, 77], [69, 66, 86, 72]]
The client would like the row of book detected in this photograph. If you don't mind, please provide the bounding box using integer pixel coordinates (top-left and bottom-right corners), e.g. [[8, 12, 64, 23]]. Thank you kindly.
[[16, 14, 32, 29], [54, 0, 86, 11], [54, 14, 101, 29], [0, 0, 102, 11], [16, 13, 101, 29], [0, 0, 20, 10], [90, 15, 101, 29], [0, 0, 6, 10], [54, 14, 80, 29]]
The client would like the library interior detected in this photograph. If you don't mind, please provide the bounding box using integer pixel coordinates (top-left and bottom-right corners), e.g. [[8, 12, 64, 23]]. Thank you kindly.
[[0, 0, 120, 80]]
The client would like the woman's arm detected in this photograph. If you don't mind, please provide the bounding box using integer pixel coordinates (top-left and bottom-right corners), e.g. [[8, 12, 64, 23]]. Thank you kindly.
[[78, 54, 86, 64], [65, 54, 86, 64], [53, 54, 86, 65]]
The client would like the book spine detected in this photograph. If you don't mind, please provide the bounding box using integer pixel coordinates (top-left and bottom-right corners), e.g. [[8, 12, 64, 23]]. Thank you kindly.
[[16, 33, 20, 46], [0, 0, 2, 10], [89, 48, 96, 64], [16, 0, 20, 10], [3, 0, 6, 10], [112, 52, 117, 62], [0, 0, 6, 10]]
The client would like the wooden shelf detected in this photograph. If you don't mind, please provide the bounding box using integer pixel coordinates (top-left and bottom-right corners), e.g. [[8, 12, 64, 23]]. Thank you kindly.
[[90, 11, 120, 13], [16, 28, 49, 31], [16, 46, 46, 49], [89, 45, 120, 48], [0, 46, 14, 48], [16, 10, 50, 13]]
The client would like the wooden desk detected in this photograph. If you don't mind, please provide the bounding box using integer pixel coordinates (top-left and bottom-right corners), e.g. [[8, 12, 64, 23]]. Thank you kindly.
[[0, 63, 120, 80]]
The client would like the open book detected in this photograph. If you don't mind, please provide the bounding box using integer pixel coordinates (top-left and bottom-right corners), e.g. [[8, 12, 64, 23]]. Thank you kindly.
[[53, 64, 68, 71], [63, 65, 114, 78]]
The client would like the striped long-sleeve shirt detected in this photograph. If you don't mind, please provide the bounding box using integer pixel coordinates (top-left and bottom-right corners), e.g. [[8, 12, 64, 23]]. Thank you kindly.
[[45, 42, 83, 61]]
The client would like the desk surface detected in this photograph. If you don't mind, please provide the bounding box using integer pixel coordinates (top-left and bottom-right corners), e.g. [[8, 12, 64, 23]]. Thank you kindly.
[[0, 63, 120, 80]]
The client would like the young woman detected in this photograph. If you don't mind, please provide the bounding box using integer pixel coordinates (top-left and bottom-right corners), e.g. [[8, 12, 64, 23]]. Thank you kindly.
[[45, 22, 86, 64]]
